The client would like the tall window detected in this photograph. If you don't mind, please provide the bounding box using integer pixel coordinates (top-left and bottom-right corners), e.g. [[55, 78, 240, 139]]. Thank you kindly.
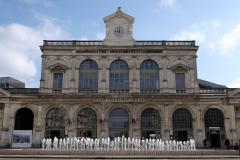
[[77, 108, 97, 138], [109, 60, 129, 92], [140, 60, 159, 91], [141, 108, 161, 138], [175, 73, 185, 92], [172, 108, 192, 141], [79, 60, 98, 92], [53, 72, 63, 92], [109, 108, 129, 139], [45, 108, 65, 139]]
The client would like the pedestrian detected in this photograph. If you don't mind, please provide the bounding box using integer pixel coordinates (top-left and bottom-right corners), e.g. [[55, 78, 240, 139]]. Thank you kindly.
[[234, 143, 239, 150], [203, 138, 207, 149], [224, 138, 230, 149]]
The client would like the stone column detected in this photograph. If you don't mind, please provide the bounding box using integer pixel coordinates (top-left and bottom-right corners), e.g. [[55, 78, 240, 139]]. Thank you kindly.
[[75, 67, 79, 93], [1, 103, 10, 147], [195, 106, 204, 148], [163, 104, 171, 140], [228, 105, 238, 144], [34, 106, 44, 147], [105, 68, 110, 93]]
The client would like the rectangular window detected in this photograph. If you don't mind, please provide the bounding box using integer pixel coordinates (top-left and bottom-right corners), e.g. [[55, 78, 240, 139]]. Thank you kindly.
[[175, 73, 185, 93], [53, 72, 63, 92]]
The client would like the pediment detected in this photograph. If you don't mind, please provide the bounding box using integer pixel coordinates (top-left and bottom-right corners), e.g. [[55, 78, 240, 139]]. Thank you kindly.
[[168, 59, 191, 70], [0, 88, 10, 97], [49, 63, 68, 71], [228, 88, 240, 97], [169, 63, 190, 70], [104, 7, 134, 23]]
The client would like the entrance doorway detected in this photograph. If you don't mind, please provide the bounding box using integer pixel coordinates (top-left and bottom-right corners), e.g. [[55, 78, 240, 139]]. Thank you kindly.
[[174, 130, 188, 141], [14, 108, 34, 130], [45, 108, 66, 139], [109, 108, 129, 139], [77, 108, 97, 138], [172, 108, 193, 141], [50, 130, 60, 139], [141, 130, 161, 139], [204, 108, 225, 148], [77, 130, 96, 138], [209, 127, 221, 148], [141, 108, 161, 139]]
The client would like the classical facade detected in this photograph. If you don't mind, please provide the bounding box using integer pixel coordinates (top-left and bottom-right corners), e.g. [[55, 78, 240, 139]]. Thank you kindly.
[[0, 8, 240, 148]]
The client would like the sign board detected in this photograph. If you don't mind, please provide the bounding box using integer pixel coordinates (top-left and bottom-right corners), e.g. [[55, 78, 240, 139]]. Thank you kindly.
[[12, 130, 32, 148], [209, 127, 220, 134]]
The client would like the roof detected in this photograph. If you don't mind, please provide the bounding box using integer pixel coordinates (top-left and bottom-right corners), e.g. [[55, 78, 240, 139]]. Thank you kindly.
[[198, 79, 227, 89]]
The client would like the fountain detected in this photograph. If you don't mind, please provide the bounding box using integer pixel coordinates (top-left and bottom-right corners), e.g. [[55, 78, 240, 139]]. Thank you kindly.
[[41, 136, 196, 151]]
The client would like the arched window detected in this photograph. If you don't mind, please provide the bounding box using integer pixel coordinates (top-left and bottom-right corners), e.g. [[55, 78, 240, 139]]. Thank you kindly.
[[109, 60, 129, 92], [79, 60, 98, 92], [172, 108, 192, 141], [204, 108, 225, 148], [45, 108, 65, 139], [77, 108, 97, 138], [109, 108, 129, 139], [14, 108, 34, 130], [141, 108, 161, 138], [140, 60, 159, 91]]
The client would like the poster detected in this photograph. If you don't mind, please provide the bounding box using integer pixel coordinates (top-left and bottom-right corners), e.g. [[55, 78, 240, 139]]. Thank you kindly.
[[12, 130, 32, 148]]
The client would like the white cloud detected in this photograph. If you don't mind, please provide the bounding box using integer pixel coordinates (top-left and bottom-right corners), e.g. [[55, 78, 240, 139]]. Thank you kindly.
[[0, 17, 69, 87], [228, 77, 240, 88], [96, 32, 105, 40], [159, 0, 176, 9], [217, 24, 240, 52], [172, 31, 205, 43], [79, 36, 88, 40], [171, 20, 240, 54]]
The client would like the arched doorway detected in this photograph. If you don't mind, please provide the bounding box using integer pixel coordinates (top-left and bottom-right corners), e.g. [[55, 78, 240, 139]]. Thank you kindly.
[[172, 108, 192, 141], [109, 108, 129, 139], [14, 108, 34, 130], [204, 108, 225, 148], [141, 108, 161, 139], [77, 108, 97, 138], [45, 108, 66, 139]]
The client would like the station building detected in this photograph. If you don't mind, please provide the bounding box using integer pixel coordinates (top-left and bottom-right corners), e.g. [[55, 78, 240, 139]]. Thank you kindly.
[[0, 8, 240, 148]]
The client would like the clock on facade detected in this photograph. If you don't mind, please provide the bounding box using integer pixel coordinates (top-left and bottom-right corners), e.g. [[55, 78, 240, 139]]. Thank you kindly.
[[114, 26, 125, 37]]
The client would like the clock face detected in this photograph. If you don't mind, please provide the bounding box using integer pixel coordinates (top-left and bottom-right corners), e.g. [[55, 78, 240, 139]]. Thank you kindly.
[[114, 26, 124, 37]]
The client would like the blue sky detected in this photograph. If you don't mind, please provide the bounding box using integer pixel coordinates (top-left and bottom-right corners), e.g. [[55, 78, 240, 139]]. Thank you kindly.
[[0, 0, 240, 87]]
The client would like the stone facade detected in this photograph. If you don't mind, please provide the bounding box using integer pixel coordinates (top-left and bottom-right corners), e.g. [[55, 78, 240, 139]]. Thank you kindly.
[[0, 8, 239, 148]]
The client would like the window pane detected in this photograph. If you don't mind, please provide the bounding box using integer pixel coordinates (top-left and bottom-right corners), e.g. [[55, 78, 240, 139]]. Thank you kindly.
[[46, 108, 65, 129], [110, 60, 129, 91], [204, 109, 224, 128], [140, 60, 159, 90], [173, 108, 192, 129], [175, 73, 185, 90], [79, 60, 98, 91], [53, 73, 63, 89], [141, 108, 161, 129], [77, 108, 97, 129]]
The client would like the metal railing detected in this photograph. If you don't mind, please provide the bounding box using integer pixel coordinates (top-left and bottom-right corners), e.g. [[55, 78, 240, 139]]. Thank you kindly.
[[43, 40, 195, 46]]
